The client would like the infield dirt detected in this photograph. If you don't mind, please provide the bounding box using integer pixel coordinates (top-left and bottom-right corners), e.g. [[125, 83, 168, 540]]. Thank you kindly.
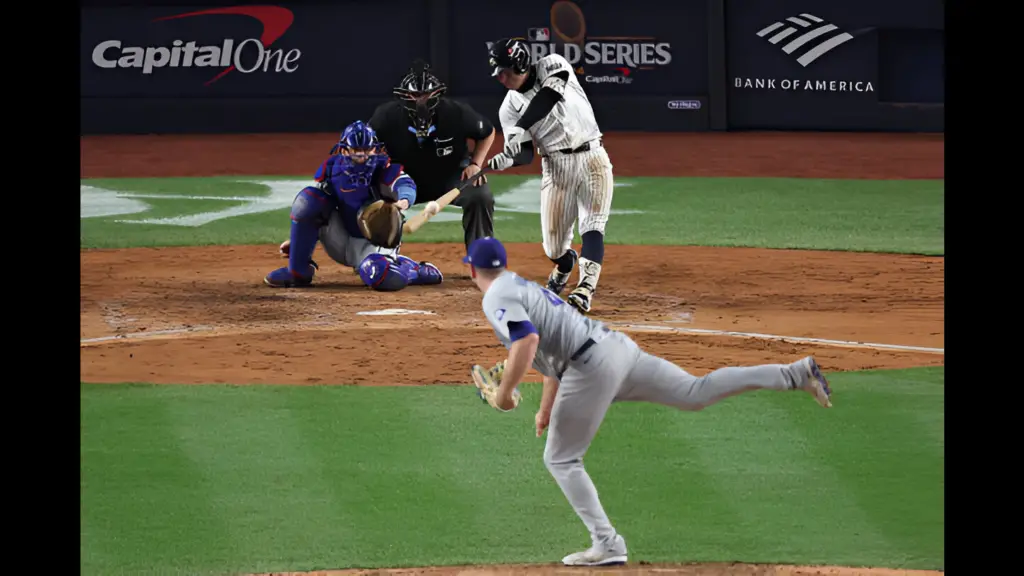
[[80, 131, 944, 575]]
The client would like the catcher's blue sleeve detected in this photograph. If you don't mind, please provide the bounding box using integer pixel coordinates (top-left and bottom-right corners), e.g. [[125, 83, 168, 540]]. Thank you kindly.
[[314, 155, 336, 184], [379, 159, 416, 206]]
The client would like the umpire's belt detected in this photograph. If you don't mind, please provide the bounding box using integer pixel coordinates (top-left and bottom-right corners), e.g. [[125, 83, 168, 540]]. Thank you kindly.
[[542, 138, 603, 159], [570, 327, 611, 362]]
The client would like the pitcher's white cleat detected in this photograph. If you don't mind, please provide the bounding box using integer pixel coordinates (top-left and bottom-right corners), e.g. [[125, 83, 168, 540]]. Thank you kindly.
[[800, 356, 833, 408], [562, 534, 628, 566]]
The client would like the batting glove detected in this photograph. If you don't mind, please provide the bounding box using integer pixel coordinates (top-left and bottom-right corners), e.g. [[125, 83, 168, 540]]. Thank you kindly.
[[502, 126, 526, 157], [487, 152, 514, 172]]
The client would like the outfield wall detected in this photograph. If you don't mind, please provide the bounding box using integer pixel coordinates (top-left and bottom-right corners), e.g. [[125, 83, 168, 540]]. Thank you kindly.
[[80, 0, 944, 135]]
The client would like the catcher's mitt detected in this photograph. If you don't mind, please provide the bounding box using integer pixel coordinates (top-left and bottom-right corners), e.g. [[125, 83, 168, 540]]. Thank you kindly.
[[472, 360, 522, 412], [357, 199, 404, 249]]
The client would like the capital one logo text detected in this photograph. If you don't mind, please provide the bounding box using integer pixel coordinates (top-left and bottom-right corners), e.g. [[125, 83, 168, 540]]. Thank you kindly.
[[90, 6, 301, 86]]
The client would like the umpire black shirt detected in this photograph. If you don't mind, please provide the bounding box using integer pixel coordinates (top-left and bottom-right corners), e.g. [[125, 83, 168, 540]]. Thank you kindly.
[[369, 98, 493, 201]]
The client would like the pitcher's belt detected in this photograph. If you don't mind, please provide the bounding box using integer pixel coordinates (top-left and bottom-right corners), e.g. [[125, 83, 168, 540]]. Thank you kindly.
[[570, 326, 612, 361]]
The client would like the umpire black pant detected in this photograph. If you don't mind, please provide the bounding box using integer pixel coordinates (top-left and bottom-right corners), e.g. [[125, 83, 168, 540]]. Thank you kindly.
[[417, 157, 494, 251]]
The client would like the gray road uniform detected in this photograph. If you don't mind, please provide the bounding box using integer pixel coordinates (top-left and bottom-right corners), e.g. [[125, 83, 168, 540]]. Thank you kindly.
[[481, 270, 831, 560]]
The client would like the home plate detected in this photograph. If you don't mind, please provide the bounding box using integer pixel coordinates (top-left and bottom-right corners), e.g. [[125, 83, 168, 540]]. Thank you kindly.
[[357, 309, 437, 316]]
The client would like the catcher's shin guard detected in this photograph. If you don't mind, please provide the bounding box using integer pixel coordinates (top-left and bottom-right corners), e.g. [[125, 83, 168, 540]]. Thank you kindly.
[[287, 186, 331, 278], [395, 255, 443, 286], [358, 253, 410, 291], [278, 240, 319, 271], [415, 262, 443, 285]]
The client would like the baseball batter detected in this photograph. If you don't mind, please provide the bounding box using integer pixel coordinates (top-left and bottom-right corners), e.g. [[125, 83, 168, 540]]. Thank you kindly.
[[484, 37, 612, 314], [463, 236, 833, 567], [266, 120, 443, 291]]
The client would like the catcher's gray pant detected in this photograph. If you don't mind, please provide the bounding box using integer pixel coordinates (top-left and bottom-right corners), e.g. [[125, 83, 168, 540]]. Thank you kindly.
[[543, 329, 811, 546], [320, 209, 399, 269]]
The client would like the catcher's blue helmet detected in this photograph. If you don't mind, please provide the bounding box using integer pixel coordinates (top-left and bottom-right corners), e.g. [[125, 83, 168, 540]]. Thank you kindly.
[[337, 120, 379, 151], [331, 120, 384, 184]]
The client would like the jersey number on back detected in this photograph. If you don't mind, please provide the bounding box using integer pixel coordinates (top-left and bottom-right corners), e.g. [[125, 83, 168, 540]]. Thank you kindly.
[[516, 275, 565, 306]]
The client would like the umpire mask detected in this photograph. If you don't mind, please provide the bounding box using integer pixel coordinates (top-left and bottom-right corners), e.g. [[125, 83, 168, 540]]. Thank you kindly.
[[413, 99, 434, 133], [394, 60, 447, 141]]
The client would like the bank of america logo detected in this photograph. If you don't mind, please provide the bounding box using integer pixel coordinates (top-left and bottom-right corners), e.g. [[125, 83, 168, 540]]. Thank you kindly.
[[756, 13, 854, 67]]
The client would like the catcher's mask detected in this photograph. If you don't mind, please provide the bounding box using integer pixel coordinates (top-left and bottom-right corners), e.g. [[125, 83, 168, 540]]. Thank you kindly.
[[333, 120, 382, 186], [393, 59, 446, 141]]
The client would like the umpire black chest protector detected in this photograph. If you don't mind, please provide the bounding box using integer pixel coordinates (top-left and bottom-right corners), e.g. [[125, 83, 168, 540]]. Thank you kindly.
[[370, 100, 471, 200]]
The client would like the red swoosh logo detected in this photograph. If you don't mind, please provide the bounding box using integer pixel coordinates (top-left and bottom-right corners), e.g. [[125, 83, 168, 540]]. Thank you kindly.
[[615, 67, 631, 76], [152, 6, 294, 86]]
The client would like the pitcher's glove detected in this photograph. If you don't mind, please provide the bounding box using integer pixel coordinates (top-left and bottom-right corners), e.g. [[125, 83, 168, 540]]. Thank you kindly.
[[472, 360, 521, 412], [357, 199, 404, 249]]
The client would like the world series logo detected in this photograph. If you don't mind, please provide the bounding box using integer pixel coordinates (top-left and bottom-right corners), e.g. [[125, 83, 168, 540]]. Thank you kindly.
[[485, 0, 673, 86]]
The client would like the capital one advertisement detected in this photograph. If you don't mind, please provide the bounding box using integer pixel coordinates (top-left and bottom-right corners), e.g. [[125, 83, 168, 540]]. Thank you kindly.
[[81, 4, 430, 98], [450, 0, 708, 97], [726, 0, 881, 129]]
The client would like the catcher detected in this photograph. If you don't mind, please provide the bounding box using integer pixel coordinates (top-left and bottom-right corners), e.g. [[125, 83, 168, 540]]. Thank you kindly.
[[265, 120, 443, 290]]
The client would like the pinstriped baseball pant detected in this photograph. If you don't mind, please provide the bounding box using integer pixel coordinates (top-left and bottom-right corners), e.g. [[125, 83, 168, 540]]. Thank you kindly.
[[539, 146, 614, 259]]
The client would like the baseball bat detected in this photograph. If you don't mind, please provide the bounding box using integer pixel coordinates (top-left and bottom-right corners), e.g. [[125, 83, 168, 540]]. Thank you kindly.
[[402, 165, 493, 235]]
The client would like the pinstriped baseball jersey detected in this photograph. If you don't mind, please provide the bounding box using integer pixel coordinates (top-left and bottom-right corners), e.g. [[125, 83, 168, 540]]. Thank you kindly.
[[482, 270, 607, 378], [498, 54, 602, 155]]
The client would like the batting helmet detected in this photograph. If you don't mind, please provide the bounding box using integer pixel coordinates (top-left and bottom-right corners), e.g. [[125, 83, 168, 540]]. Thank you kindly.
[[488, 38, 531, 77], [393, 59, 447, 135]]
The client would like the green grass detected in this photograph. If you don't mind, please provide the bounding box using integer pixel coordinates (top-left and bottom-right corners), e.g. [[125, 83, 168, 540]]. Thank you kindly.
[[81, 367, 944, 575], [80, 175, 945, 255], [80, 171, 944, 573]]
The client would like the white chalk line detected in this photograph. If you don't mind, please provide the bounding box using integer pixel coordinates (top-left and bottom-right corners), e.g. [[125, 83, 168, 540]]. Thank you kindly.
[[79, 320, 454, 346], [81, 319, 943, 356], [605, 322, 944, 355], [119, 194, 268, 201], [356, 309, 437, 316], [80, 326, 213, 344]]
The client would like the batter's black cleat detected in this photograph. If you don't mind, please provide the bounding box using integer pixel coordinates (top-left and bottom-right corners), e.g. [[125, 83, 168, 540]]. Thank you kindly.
[[546, 249, 578, 295], [567, 283, 594, 314]]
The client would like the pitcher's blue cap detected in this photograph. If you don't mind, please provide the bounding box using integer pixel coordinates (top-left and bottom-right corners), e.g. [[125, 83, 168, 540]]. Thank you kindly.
[[462, 237, 507, 269]]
